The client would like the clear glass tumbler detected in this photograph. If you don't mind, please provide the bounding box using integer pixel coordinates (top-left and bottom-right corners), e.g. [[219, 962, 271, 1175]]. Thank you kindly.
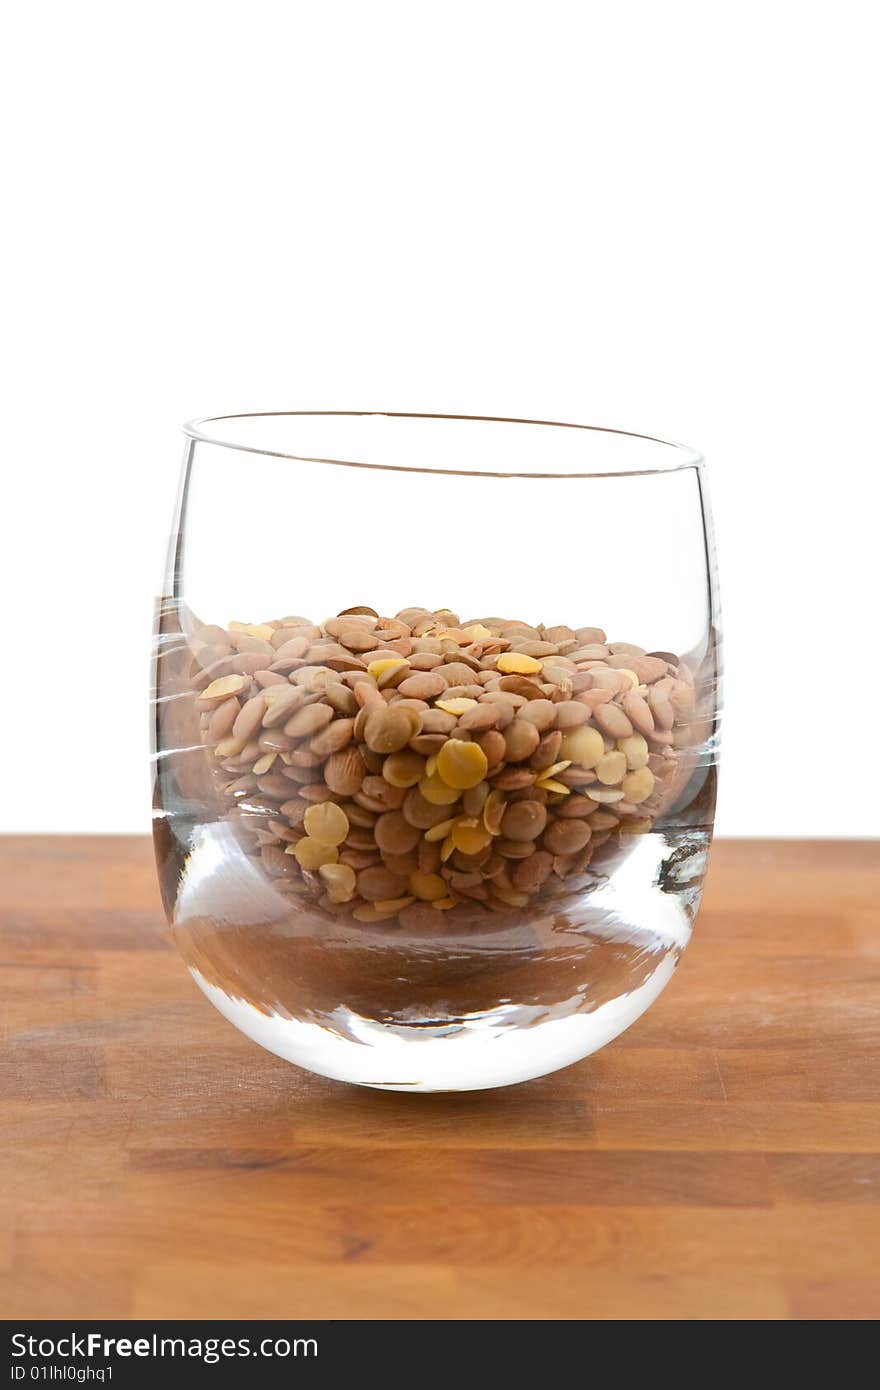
[[152, 413, 721, 1091]]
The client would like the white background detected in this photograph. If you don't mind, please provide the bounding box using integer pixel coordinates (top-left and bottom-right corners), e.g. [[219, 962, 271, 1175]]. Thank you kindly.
[[2, 0, 877, 836]]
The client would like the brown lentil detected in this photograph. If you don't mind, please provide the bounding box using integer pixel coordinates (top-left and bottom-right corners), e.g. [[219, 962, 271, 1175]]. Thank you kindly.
[[592, 703, 634, 740], [372, 810, 421, 856], [504, 719, 541, 762], [554, 701, 590, 730], [398, 671, 447, 700], [623, 690, 655, 736], [208, 697, 241, 741], [309, 717, 355, 757], [283, 703, 335, 738], [357, 865, 410, 901], [402, 787, 453, 829], [324, 747, 366, 796], [501, 800, 548, 842], [512, 850, 554, 892], [363, 706, 416, 754]]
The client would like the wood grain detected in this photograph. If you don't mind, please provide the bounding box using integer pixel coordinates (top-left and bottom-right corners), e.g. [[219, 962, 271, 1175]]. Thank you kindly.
[[2, 835, 878, 1321]]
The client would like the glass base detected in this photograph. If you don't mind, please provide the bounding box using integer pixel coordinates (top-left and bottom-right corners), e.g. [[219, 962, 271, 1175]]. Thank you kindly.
[[192, 953, 677, 1091]]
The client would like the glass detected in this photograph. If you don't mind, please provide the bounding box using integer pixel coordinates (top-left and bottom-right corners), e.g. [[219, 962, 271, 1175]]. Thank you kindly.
[[151, 412, 721, 1091]]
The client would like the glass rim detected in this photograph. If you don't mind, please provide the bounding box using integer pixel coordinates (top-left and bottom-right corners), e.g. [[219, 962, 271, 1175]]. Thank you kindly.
[[182, 410, 704, 479]]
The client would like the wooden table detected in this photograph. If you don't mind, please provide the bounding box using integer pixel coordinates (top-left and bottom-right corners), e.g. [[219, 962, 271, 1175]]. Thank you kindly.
[[2, 836, 878, 1321]]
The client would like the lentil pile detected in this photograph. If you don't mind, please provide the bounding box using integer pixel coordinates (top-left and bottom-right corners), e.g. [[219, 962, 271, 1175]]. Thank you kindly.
[[190, 607, 699, 928]]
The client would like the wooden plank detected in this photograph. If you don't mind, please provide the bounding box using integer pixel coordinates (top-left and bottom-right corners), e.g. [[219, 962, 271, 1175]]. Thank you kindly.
[[1, 835, 878, 1320]]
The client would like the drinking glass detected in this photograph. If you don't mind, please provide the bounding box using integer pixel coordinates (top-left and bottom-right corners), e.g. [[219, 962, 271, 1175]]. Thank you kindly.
[[152, 412, 721, 1091]]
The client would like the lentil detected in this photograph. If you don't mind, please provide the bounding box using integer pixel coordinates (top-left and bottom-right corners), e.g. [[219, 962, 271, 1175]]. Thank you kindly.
[[497, 652, 543, 675], [436, 738, 488, 790]]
